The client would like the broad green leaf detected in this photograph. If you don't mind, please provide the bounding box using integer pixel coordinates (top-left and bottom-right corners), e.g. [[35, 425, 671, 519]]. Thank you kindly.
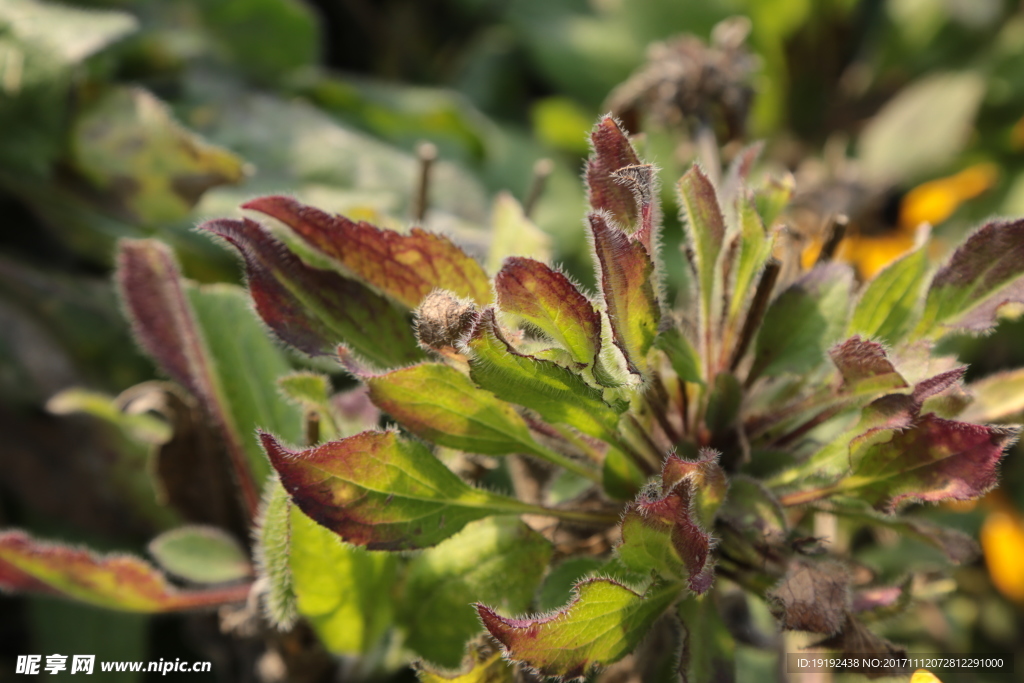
[[678, 595, 736, 683], [0, 531, 250, 612], [148, 526, 251, 585], [859, 72, 985, 182], [278, 372, 338, 441], [589, 212, 660, 375], [654, 326, 704, 385], [961, 368, 1024, 423], [366, 363, 595, 479], [416, 645, 515, 683], [848, 246, 929, 345], [495, 257, 601, 367], [401, 518, 552, 667], [244, 195, 492, 308], [261, 430, 540, 550], [678, 165, 726, 329], [729, 195, 774, 321], [915, 219, 1024, 336], [479, 578, 680, 680], [70, 87, 246, 224], [203, 217, 422, 368], [46, 388, 171, 445], [465, 309, 625, 445], [290, 503, 396, 654], [117, 240, 302, 515], [751, 263, 853, 379], [486, 192, 552, 273]]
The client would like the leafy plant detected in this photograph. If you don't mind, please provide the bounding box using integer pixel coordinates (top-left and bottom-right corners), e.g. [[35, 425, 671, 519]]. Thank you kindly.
[[3, 114, 1024, 682]]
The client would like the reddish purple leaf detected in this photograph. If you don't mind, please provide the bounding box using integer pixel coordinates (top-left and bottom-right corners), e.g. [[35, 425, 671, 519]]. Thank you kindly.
[[589, 213, 660, 375], [495, 257, 602, 367], [660, 450, 727, 527], [586, 116, 642, 228], [0, 531, 250, 612], [243, 196, 492, 309], [202, 217, 421, 367], [829, 336, 907, 392], [116, 239, 260, 517]]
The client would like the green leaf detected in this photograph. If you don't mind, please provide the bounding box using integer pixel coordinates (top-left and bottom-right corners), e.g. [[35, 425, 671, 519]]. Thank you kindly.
[[678, 595, 736, 683], [255, 479, 297, 628], [46, 388, 172, 445], [290, 503, 396, 654], [261, 430, 542, 550], [728, 194, 774, 321], [654, 326, 704, 385], [961, 368, 1024, 423], [465, 309, 625, 445], [366, 363, 596, 479], [278, 372, 338, 441], [70, 87, 246, 224], [401, 518, 552, 668], [678, 165, 727, 329], [588, 212, 660, 375], [148, 526, 251, 585], [486, 192, 552, 274], [477, 578, 681, 681], [751, 263, 853, 379], [705, 373, 742, 436], [602, 447, 646, 500], [848, 246, 929, 345], [914, 219, 1024, 337], [0, 531, 250, 612], [495, 257, 601, 368], [859, 72, 985, 182]]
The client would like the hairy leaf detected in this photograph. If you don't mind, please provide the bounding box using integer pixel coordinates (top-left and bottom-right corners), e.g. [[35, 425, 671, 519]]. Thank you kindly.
[[117, 240, 302, 514], [961, 368, 1024, 423], [401, 518, 551, 667], [752, 263, 853, 379], [654, 326, 704, 385], [767, 559, 849, 634], [678, 165, 726, 326], [728, 194, 774, 321], [477, 578, 680, 681], [848, 246, 928, 345], [586, 116, 642, 228], [202, 217, 421, 367], [148, 526, 251, 585], [589, 213, 660, 375], [661, 451, 728, 528], [465, 309, 624, 444], [255, 479, 297, 628], [0, 531, 249, 612], [243, 195, 492, 308], [366, 363, 545, 457], [916, 219, 1024, 335], [290, 503, 396, 654], [416, 643, 515, 683], [495, 257, 601, 367], [261, 430, 533, 550], [829, 336, 908, 394]]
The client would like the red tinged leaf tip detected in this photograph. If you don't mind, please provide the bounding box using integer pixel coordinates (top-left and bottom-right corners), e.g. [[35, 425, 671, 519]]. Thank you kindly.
[[829, 336, 908, 389], [260, 430, 505, 550], [589, 213, 660, 375], [0, 531, 250, 612], [242, 196, 492, 309], [201, 217, 422, 368], [116, 239, 261, 518], [476, 578, 680, 681], [495, 257, 602, 367], [587, 116, 643, 228]]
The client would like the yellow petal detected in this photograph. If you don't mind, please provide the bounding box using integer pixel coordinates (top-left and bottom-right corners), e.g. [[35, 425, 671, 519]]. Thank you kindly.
[[910, 669, 943, 683], [899, 163, 999, 231], [982, 509, 1024, 603]]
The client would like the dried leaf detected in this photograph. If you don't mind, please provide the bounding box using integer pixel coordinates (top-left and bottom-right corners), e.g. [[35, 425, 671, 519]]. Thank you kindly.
[[768, 559, 849, 635]]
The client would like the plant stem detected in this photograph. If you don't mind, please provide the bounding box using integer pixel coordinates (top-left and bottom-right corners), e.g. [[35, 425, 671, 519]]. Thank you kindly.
[[523, 158, 554, 219], [530, 444, 603, 483], [412, 141, 437, 223], [730, 260, 780, 374]]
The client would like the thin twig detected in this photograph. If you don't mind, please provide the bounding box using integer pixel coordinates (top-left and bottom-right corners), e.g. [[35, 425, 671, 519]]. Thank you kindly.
[[730, 260, 781, 373], [305, 410, 320, 447], [523, 158, 554, 219], [412, 141, 437, 223], [814, 214, 849, 265]]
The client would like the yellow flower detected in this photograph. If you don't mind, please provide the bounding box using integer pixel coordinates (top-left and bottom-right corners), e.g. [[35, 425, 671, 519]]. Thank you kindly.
[[910, 670, 943, 683], [981, 505, 1024, 604]]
